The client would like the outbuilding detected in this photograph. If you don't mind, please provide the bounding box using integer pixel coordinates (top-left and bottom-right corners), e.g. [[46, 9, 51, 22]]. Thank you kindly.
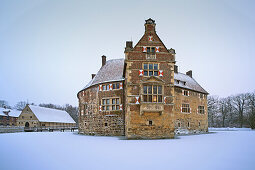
[[17, 105, 76, 128]]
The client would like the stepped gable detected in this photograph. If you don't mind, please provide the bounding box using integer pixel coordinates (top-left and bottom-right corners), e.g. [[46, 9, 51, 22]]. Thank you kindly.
[[82, 59, 125, 90], [174, 72, 208, 94]]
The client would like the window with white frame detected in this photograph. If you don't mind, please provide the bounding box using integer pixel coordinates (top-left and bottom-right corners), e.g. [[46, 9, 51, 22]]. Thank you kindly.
[[181, 104, 190, 113]]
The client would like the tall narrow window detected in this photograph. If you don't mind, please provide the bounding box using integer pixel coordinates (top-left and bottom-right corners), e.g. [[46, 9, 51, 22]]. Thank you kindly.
[[143, 85, 162, 103]]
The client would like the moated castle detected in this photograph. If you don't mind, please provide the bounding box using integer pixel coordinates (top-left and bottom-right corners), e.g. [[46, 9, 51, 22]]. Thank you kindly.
[[77, 18, 208, 139]]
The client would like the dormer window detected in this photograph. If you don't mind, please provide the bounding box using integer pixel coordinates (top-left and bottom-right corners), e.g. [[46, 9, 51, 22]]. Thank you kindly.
[[183, 82, 186, 86]]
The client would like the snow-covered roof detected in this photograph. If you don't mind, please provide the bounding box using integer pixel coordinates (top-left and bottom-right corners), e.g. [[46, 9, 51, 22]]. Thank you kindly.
[[81, 59, 125, 91], [28, 105, 76, 124], [174, 72, 208, 94], [0, 107, 21, 117], [79, 58, 208, 94]]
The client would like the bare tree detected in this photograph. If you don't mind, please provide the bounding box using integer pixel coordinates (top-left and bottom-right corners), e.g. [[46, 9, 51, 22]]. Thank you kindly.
[[247, 92, 255, 129], [232, 93, 249, 128], [14, 101, 27, 111], [208, 96, 219, 127], [0, 100, 11, 108], [219, 98, 228, 127]]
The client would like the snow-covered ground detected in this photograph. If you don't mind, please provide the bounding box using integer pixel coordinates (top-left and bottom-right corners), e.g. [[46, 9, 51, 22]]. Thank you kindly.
[[0, 129, 254, 170]]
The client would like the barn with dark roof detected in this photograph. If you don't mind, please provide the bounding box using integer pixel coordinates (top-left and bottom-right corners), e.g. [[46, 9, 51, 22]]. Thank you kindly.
[[77, 18, 208, 139]]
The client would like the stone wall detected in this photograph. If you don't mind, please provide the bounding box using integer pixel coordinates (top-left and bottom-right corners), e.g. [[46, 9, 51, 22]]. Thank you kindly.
[[173, 87, 208, 134], [78, 81, 125, 136]]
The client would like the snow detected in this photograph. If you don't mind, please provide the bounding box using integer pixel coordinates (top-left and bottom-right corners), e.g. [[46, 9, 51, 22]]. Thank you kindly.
[[29, 105, 75, 123], [174, 72, 208, 94], [0, 107, 21, 117], [0, 129, 254, 170]]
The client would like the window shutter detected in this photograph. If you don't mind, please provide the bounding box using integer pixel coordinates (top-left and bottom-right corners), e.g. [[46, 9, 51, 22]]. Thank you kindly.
[[139, 70, 144, 76], [182, 90, 184, 95], [143, 46, 147, 52], [148, 36, 153, 41], [99, 85, 102, 91], [156, 47, 160, 52], [109, 84, 113, 90], [99, 106, 102, 111], [164, 97, 167, 104], [120, 82, 123, 89], [135, 96, 140, 104], [188, 91, 190, 96], [159, 70, 163, 76], [119, 104, 123, 110]]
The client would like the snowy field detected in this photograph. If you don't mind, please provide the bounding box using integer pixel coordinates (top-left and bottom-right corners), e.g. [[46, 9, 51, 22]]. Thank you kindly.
[[0, 129, 255, 170]]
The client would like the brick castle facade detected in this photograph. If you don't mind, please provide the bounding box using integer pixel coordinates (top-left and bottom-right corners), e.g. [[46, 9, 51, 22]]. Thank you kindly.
[[77, 18, 208, 139]]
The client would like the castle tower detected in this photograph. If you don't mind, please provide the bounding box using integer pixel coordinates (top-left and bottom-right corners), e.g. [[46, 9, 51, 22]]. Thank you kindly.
[[124, 18, 176, 139]]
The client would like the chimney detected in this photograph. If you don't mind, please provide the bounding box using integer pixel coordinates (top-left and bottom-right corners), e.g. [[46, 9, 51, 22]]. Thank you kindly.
[[174, 65, 178, 73], [186, 70, 192, 78], [145, 18, 156, 33], [91, 74, 96, 79], [102, 55, 106, 67], [125, 41, 133, 53], [126, 41, 133, 48]]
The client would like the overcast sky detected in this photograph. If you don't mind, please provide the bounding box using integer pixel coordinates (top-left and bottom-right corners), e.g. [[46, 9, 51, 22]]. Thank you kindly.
[[0, 0, 255, 107]]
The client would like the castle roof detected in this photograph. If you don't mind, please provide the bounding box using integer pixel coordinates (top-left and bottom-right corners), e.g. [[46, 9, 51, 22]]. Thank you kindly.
[[27, 105, 76, 124], [174, 72, 208, 94], [82, 59, 125, 90], [81, 59, 208, 94]]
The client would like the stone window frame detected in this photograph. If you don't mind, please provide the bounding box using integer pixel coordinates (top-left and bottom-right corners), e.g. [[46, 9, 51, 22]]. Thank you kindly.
[[112, 83, 120, 90], [143, 63, 159, 77], [102, 83, 121, 91], [142, 84, 163, 103], [101, 97, 121, 111], [181, 103, 191, 113], [199, 93, 205, 99], [182, 89, 189, 96], [145, 46, 156, 59], [198, 105, 205, 114]]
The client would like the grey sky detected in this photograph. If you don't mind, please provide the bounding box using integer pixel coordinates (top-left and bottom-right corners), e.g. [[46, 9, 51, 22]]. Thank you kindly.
[[0, 0, 255, 106]]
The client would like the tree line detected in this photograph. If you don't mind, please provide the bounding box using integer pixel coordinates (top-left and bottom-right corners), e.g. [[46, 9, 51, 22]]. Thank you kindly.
[[0, 100, 78, 123], [208, 92, 255, 129]]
